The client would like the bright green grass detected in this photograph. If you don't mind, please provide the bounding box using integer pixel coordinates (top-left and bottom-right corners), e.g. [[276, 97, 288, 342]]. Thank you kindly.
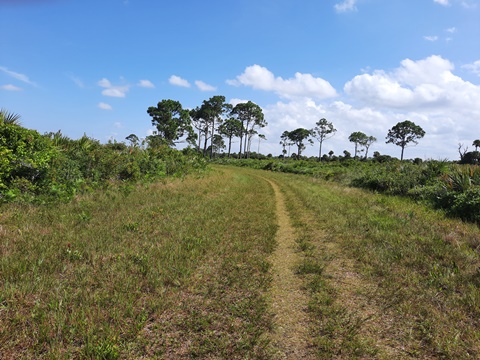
[[0, 167, 277, 359]]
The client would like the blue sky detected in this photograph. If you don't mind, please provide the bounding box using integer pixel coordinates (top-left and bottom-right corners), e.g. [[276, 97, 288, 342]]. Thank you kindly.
[[1, 0, 479, 159]]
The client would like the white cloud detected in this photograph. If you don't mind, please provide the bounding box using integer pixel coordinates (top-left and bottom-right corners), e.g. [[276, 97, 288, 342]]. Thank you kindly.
[[195, 80, 217, 91], [227, 64, 337, 100], [344, 55, 480, 111], [98, 102, 112, 110], [256, 55, 480, 160], [0, 66, 37, 87], [260, 98, 398, 158], [138, 79, 155, 88], [462, 60, 480, 76], [169, 75, 191, 88], [434, 0, 450, 6], [98, 78, 112, 88], [424, 35, 439, 41], [1, 84, 22, 91], [103, 88, 128, 97], [446, 27, 457, 33], [229, 98, 249, 107], [97, 78, 130, 97], [334, 0, 357, 12]]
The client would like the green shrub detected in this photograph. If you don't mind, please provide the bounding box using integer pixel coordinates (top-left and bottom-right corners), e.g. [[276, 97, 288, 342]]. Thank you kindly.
[[1, 124, 208, 203]]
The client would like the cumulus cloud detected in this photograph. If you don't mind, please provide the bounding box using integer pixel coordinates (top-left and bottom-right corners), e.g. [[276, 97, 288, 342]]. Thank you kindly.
[[434, 0, 450, 5], [344, 55, 480, 112], [169, 75, 191, 88], [0, 66, 37, 87], [462, 60, 480, 76], [138, 79, 155, 88], [424, 35, 439, 41], [97, 78, 130, 97], [195, 80, 217, 91], [334, 0, 357, 12], [260, 97, 399, 158], [227, 64, 337, 100], [257, 55, 480, 160], [98, 102, 112, 110], [446, 27, 457, 33], [1, 84, 22, 91]]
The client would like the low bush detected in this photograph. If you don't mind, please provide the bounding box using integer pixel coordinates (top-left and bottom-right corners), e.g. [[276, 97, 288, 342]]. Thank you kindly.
[[0, 123, 207, 203]]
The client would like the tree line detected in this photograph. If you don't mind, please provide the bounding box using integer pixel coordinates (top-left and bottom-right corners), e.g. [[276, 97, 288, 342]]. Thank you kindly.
[[146, 97, 480, 163], [145, 96, 266, 159], [280, 119, 427, 161], [148, 97, 430, 162]]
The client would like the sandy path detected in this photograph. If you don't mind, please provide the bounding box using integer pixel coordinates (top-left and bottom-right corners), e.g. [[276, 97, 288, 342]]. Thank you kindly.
[[264, 178, 313, 359]]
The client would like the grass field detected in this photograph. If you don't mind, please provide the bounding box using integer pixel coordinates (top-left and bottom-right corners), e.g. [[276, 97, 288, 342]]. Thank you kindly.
[[1, 165, 479, 358], [265, 169, 480, 359]]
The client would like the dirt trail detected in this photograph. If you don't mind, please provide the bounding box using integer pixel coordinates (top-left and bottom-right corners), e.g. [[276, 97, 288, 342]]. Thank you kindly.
[[264, 178, 312, 359]]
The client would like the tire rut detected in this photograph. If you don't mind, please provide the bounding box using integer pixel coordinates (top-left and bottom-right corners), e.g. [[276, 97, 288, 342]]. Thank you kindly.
[[263, 177, 313, 359]]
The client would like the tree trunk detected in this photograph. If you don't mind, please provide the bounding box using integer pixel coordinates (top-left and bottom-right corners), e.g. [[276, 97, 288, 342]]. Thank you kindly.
[[239, 134, 243, 159], [227, 136, 232, 158], [202, 128, 209, 156], [318, 140, 323, 161], [209, 121, 215, 159], [239, 121, 244, 159]]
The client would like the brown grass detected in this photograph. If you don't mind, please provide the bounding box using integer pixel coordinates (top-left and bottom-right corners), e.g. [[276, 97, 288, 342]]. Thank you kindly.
[[263, 177, 313, 359]]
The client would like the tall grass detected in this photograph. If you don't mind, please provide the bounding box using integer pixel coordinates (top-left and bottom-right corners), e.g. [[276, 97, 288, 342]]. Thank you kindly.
[[262, 170, 480, 358], [0, 167, 277, 358]]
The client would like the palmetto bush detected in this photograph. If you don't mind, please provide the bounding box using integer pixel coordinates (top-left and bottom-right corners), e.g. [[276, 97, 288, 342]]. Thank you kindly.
[[1, 123, 207, 203], [448, 187, 480, 223], [438, 165, 480, 223], [443, 165, 480, 191], [408, 165, 480, 224]]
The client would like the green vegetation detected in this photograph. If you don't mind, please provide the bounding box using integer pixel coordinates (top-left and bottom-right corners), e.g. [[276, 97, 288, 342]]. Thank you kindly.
[[0, 167, 277, 358], [2, 162, 480, 358], [348, 131, 377, 159], [1, 105, 479, 357], [386, 120, 426, 161], [311, 118, 336, 160], [215, 157, 480, 225], [0, 121, 206, 204], [280, 128, 314, 157], [263, 169, 480, 358]]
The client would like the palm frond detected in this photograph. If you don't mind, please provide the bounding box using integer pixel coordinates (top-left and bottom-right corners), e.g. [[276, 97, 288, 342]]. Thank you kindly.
[[0, 108, 22, 125]]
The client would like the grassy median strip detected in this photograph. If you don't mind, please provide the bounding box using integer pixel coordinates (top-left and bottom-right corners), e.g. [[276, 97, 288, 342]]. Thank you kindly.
[[0, 167, 277, 359], [263, 170, 480, 359]]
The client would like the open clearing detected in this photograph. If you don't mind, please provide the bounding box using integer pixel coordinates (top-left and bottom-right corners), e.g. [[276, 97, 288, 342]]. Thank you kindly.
[[1, 165, 480, 359]]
